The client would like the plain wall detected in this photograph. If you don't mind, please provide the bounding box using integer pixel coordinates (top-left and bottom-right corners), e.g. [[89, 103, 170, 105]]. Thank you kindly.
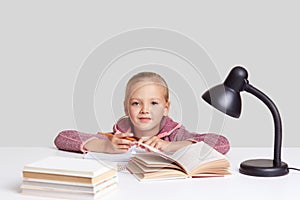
[[0, 0, 299, 147]]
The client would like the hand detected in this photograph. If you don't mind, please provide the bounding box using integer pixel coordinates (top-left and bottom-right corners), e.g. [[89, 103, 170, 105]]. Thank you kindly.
[[106, 132, 135, 153], [137, 136, 194, 153], [137, 136, 170, 152]]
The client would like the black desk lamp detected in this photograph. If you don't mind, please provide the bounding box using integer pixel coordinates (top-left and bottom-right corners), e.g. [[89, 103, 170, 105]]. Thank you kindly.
[[202, 66, 289, 177]]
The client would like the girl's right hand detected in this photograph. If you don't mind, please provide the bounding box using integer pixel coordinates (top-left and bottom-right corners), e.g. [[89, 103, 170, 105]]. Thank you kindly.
[[106, 132, 135, 153]]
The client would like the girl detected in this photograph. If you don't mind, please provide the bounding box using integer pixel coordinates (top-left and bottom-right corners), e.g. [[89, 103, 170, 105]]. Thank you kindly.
[[54, 72, 230, 154]]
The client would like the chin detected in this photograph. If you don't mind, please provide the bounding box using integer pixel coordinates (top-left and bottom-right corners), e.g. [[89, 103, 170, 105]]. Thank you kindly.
[[136, 124, 156, 132]]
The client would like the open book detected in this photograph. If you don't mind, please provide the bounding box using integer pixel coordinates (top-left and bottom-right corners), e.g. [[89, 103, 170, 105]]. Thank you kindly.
[[126, 141, 230, 181]]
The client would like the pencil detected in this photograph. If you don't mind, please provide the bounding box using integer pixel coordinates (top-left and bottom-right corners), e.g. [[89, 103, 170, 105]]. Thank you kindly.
[[97, 132, 138, 141]]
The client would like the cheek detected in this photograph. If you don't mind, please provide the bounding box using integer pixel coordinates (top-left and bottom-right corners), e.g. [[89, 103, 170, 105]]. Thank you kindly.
[[128, 106, 139, 116], [151, 106, 165, 115]]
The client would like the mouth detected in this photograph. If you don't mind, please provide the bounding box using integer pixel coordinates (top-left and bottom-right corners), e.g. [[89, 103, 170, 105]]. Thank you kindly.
[[138, 117, 151, 122]]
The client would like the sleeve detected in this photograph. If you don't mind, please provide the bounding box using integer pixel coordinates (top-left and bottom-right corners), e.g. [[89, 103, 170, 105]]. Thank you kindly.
[[166, 126, 230, 155], [53, 130, 109, 153]]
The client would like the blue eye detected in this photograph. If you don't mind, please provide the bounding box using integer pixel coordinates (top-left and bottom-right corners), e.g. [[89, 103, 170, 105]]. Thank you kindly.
[[131, 102, 139, 106], [151, 101, 158, 105]]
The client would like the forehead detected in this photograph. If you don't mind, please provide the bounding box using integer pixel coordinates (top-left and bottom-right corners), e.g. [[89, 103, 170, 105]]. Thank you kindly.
[[129, 82, 166, 97]]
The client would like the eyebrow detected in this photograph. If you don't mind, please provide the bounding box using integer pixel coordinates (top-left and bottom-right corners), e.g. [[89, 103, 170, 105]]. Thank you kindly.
[[129, 97, 163, 101]]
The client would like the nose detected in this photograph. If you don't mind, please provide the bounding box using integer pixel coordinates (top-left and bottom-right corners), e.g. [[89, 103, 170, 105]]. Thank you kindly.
[[140, 104, 149, 114]]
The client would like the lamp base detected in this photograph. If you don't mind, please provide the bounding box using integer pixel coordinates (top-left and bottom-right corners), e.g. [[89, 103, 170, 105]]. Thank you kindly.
[[239, 159, 288, 177]]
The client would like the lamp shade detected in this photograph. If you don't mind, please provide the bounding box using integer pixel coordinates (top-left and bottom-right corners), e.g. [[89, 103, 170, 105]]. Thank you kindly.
[[202, 67, 248, 118], [202, 84, 241, 118]]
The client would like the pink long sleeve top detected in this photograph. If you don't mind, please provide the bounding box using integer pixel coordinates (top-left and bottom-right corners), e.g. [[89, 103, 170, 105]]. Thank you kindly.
[[54, 116, 230, 154]]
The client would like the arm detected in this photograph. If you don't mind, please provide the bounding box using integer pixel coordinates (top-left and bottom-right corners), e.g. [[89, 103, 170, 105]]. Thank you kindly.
[[167, 126, 231, 154], [54, 130, 109, 153], [54, 130, 136, 153], [190, 133, 230, 154]]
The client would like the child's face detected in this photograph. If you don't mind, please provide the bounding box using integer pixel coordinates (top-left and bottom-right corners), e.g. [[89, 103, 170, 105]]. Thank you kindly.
[[126, 82, 170, 135]]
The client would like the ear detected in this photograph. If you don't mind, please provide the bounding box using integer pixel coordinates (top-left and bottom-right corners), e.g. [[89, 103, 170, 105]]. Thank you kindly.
[[163, 101, 170, 116]]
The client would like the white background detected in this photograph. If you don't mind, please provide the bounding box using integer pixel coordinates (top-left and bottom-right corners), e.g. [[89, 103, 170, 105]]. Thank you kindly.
[[0, 1, 299, 147]]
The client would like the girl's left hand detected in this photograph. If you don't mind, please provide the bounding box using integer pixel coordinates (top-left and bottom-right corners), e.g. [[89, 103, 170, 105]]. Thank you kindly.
[[137, 136, 193, 153], [137, 136, 170, 152]]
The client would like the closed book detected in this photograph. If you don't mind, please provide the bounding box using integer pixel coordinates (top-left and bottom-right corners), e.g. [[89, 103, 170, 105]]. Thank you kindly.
[[21, 176, 118, 194], [21, 181, 118, 200], [22, 156, 117, 184]]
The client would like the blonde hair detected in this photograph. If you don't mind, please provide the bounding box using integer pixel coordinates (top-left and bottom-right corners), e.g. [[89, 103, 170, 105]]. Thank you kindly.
[[124, 72, 169, 114]]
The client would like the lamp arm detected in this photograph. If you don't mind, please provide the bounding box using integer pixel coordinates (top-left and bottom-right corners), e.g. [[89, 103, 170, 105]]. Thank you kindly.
[[244, 83, 282, 166]]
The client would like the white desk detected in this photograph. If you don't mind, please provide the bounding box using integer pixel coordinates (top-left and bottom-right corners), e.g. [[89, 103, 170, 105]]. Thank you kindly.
[[1, 147, 300, 200]]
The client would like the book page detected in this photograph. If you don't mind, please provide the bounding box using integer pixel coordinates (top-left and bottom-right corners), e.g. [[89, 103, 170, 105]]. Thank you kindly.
[[84, 145, 148, 162], [126, 159, 187, 181], [128, 142, 230, 180], [136, 142, 162, 153], [167, 142, 228, 175]]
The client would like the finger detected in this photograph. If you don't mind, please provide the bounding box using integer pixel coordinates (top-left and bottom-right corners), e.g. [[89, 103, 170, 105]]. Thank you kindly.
[[115, 132, 134, 138], [144, 141, 158, 152], [117, 144, 131, 149], [110, 139, 131, 150], [116, 138, 133, 145], [153, 142, 162, 149], [131, 141, 138, 146], [136, 138, 147, 148], [144, 137, 158, 146], [148, 138, 164, 151]]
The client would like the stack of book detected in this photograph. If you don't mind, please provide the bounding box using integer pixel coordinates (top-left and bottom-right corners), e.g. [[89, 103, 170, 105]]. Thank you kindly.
[[21, 156, 118, 200]]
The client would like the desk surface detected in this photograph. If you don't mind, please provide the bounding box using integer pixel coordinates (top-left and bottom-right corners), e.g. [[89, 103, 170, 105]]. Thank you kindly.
[[1, 147, 300, 200]]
